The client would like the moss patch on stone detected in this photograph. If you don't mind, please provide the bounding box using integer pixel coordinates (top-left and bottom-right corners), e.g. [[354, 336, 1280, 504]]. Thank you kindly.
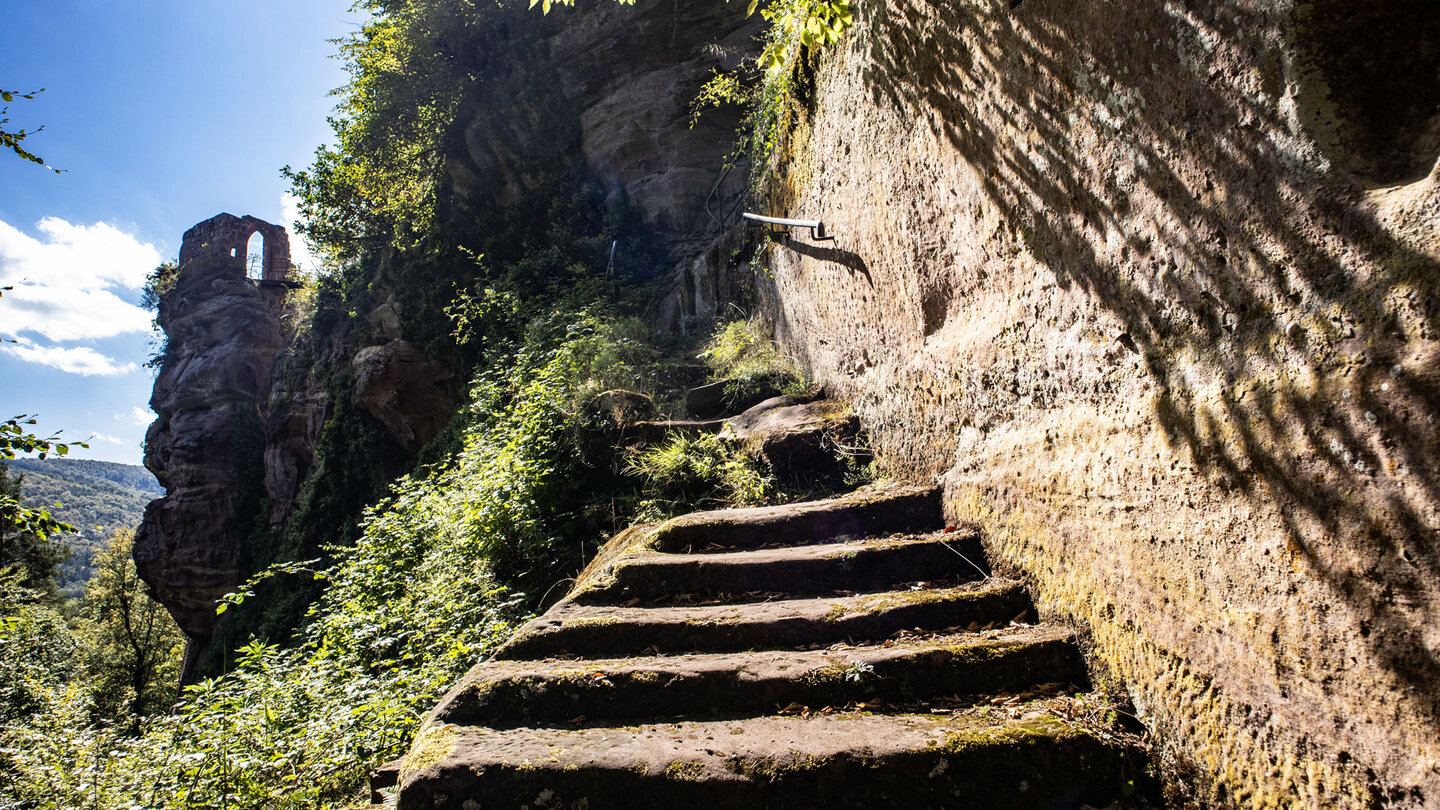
[[399, 723, 460, 783], [665, 760, 707, 781]]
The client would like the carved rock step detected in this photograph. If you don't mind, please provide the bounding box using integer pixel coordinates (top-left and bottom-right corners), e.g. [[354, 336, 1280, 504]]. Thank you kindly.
[[496, 580, 1035, 660], [397, 485, 1143, 808], [432, 625, 1086, 728], [640, 483, 942, 553], [571, 531, 988, 605], [396, 710, 1130, 810]]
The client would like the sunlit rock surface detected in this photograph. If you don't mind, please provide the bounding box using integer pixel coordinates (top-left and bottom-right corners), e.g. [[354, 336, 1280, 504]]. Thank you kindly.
[[745, 1, 1440, 806]]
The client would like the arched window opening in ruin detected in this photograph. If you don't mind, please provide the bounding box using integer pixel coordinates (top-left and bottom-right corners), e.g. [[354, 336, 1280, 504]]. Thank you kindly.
[[245, 232, 265, 281], [179, 214, 295, 285]]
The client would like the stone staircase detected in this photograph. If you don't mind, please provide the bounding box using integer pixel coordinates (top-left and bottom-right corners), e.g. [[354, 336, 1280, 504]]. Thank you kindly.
[[386, 482, 1146, 809]]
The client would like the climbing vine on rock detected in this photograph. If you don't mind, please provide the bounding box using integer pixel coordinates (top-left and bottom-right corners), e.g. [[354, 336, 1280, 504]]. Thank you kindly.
[[688, 0, 853, 179], [753, 0, 853, 75]]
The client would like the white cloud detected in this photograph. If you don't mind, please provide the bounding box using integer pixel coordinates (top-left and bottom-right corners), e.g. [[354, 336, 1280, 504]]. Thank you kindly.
[[280, 192, 322, 274], [130, 406, 154, 425], [0, 216, 160, 342], [2, 338, 139, 376], [91, 433, 126, 445]]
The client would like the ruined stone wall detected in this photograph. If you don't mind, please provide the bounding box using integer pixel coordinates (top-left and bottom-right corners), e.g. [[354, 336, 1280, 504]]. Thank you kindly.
[[753, 0, 1439, 805], [178, 212, 293, 282]]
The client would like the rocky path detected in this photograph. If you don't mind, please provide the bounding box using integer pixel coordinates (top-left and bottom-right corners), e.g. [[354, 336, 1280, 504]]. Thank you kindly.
[[386, 479, 1145, 809]]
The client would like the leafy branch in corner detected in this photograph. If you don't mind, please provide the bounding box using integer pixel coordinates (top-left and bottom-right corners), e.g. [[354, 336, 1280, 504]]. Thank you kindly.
[[753, 0, 852, 75], [0, 88, 62, 173], [1, 416, 87, 539], [2, 415, 88, 461]]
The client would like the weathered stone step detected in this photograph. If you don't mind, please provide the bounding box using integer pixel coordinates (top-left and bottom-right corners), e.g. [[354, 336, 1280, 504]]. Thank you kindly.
[[572, 531, 988, 605], [496, 580, 1033, 660], [396, 710, 1130, 810], [431, 625, 1086, 728], [643, 483, 943, 553]]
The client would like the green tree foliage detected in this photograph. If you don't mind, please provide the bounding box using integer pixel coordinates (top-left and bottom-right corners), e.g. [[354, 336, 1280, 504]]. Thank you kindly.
[[629, 432, 774, 521], [74, 529, 185, 720], [754, 0, 852, 73], [6, 458, 162, 599], [0, 568, 81, 727], [700, 317, 803, 398], [0, 293, 88, 548], [282, 0, 493, 269], [689, 0, 854, 176], [0, 462, 71, 598]]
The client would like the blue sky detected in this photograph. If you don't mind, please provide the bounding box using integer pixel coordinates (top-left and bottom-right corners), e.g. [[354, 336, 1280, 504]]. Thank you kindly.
[[1, 0, 363, 465]]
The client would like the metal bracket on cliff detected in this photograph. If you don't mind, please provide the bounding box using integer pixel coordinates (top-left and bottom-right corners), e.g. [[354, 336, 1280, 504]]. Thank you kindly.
[[743, 212, 833, 241]]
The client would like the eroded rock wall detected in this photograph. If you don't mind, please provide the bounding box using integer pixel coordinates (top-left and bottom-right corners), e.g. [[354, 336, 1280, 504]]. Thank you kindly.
[[442, 0, 758, 269], [136, 253, 288, 677], [753, 0, 1439, 805]]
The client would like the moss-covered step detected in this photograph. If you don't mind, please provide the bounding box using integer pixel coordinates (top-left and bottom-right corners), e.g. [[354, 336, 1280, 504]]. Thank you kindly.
[[431, 625, 1086, 728], [643, 482, 943, 553], [496, 580, 1034, 660], [570, 531, 988, 605], [395, 710, 1131, 810]]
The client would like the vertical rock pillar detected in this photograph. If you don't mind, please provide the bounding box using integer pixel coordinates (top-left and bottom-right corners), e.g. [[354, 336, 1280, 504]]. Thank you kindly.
[[135, 213, 291, 681]]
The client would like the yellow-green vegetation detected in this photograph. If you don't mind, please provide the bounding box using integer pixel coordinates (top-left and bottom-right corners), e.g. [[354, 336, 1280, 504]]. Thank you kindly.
[[800, 664, 847, 686], [629, 432, 774, 521], [561, 615, 625, 630], [692, 0, 854, 174], [72, 529, 186, 720], [0, 529, 186, 793], [665, 760, 708, 780], [549, 522, 661, 603], [399, 723, 461, 782], [935, 715, 1079, 754], [730, 751, 836, 779], [826, 586, 974, 620], [700, 318, 804, 401]]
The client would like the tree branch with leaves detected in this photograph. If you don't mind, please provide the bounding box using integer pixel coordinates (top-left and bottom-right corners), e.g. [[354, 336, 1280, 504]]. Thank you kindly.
[[0, 88, 60, 173]]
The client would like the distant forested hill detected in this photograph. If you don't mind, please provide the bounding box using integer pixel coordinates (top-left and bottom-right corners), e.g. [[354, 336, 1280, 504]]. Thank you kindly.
[[5, 458, 162, 599]]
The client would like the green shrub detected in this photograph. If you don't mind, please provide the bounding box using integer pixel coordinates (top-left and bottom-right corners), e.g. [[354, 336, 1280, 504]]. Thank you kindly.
[[700, 318, 804, 402], [0, 309, 672, 809], [691, 0, 853, 175], [628, 432, 774, 521]]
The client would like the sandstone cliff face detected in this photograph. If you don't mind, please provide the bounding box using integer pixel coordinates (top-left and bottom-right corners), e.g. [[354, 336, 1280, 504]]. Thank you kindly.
[[751, 1, 1439, 806], [136, 252, 287, 675], [444, 0, 758, 258], [352, 340, 456, 454]]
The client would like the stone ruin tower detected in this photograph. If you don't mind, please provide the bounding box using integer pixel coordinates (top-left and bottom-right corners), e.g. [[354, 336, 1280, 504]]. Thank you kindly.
[[139, 212, 298, 680], [178, 212, 295, 285]]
